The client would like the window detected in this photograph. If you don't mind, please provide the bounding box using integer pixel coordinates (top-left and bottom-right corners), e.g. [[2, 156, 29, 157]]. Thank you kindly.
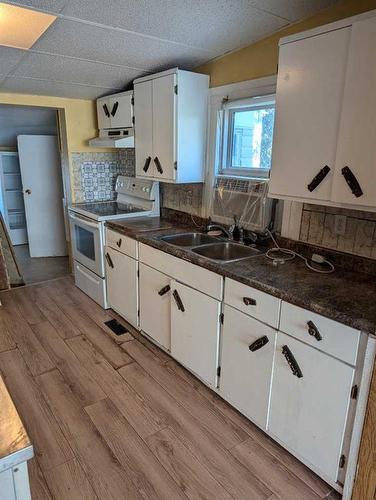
[[219, 95, 275, 178]]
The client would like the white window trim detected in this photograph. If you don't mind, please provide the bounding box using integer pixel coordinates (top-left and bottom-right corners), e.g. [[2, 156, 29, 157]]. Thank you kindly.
[[202, 75, 277, 218]]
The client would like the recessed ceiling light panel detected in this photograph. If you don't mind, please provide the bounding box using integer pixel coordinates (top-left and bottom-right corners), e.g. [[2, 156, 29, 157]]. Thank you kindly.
[[0, 2, 56, 50]]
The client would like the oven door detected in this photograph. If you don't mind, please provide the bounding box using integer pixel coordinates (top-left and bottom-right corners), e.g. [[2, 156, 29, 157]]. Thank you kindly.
[[69, 211, 104, 277]]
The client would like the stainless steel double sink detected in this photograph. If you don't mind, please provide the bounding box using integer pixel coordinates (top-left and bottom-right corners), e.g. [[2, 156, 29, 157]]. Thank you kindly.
[[159, 232, 261, 263]]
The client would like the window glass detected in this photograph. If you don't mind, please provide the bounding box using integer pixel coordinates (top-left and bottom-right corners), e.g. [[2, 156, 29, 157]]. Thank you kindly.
[[220, 99, 275, 178]]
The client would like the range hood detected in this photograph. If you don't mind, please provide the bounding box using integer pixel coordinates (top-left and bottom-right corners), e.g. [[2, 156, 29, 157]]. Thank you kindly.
[[89, 128, 134, 148]]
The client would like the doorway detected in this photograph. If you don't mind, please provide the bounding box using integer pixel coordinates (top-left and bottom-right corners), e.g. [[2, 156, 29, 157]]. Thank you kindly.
[[0, 105, 70, 285]]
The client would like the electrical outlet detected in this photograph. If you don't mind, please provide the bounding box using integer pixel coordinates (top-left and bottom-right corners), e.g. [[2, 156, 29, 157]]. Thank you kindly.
[[334, 215, 347, 236]]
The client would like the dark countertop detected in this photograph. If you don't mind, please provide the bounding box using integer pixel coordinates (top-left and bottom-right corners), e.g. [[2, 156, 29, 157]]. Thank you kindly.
[[107, 218, 376, 335]]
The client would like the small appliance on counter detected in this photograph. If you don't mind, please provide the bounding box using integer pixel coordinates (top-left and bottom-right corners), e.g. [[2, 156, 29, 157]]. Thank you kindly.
[[68, 176, 159, 308]]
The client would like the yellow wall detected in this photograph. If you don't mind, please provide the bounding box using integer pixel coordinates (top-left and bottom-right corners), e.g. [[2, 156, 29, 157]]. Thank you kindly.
[[0, 92, 100, 152], [197, 0, 376, 87]]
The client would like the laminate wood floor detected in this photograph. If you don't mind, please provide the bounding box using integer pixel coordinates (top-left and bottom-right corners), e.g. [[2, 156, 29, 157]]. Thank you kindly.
[[0, 276, 338, 500]]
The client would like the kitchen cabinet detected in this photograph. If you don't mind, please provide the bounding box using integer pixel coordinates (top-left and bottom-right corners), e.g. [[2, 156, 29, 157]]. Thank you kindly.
[[269, 13, 376, 211], [97, 91, 133, 130], [268, 332, 355, 483], [220, 305, 276, 428], [139, 263, 171, 350], [331, 16, 376, 207], [269, 27, 350, 202], [170, 280, 221, 387], [134, 68, 209, 183], [105, 246, 138, 327]]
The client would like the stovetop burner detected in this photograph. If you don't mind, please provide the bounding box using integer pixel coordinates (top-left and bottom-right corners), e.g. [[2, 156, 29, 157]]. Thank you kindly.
[[73, 201, 148, 218]]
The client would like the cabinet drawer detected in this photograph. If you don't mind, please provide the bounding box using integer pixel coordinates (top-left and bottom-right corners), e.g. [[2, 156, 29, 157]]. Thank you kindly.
[[139, 243, 222, 300], [106, 228, 138, 259], [280, 302, 360, 365], [224, 278, 280, 328]]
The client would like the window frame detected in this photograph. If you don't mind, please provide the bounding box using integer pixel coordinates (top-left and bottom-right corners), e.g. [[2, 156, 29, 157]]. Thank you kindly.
[[219, 94, 276, 179]]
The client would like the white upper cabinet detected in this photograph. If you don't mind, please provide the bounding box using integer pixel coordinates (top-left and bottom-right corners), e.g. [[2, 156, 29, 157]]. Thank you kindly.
[[134, 68, 209, 183], [269, 27, 350, 201], [97, 91, 133, 130], [332, 16, 376, 206], [269, 13, 376, 211]]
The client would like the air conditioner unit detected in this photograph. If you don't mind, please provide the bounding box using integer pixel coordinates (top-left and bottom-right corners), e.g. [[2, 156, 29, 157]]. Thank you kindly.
[[210, 177, 272, 232]]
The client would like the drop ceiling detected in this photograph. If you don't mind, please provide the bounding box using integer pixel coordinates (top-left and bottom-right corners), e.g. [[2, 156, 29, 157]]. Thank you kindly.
[[0, 0, 339, 100]]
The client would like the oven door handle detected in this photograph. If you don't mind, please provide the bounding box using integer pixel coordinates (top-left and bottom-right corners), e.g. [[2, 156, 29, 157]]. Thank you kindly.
[[68, 212, 99, 230]]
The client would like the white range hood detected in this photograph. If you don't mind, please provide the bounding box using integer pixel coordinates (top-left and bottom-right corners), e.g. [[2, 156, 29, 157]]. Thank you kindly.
[[89, 128, 134, 148]]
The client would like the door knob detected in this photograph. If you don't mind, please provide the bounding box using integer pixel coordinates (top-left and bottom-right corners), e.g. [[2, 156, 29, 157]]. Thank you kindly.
[[25, 189, 31, 195]]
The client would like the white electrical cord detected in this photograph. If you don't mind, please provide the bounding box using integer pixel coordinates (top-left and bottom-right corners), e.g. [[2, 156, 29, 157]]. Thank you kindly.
[[265, 230, 335, 274]]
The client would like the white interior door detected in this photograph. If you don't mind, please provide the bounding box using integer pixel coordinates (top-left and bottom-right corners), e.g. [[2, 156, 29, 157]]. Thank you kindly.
[[139, 263, 171, 350], [134, 80, 154, 178], [17, 135, 66, 257], [332, 17, 376, 207], [170, 280, 220, 387], [105, 246, 138, 327], [269, 27, 350, 201], [152, 74, 176, 181], [268, 332, 355, 483], [220, 305, 276, 429]]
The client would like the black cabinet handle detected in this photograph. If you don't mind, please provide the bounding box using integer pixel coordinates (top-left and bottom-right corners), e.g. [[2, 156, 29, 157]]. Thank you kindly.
[[105, 252, 114, 269], [249, 336, 269, 352], [307, 320, 322, 341], [158, 285, 171, 296], [154, 157, 163, 174], [307, 165, 331, 192], [341, 166, 363, 198], [143, 156, 151, 172], [282, 345, 303, 378], [116, 238, 122, 248], [243, 297, 257, 306], [173, 290, 185, 312], [111, 101, 119, 117], [103, 104, 110, 117]]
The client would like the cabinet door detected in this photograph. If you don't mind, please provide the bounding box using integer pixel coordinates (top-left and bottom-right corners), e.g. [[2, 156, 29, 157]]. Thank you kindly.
[[134, 80, 154, 178], [332, 17, 376, 207], [139, 263, 171, 350], [269, 332, 355, 483], [269, 28, 350, 201], [152, 74, 176, 181], [170, 280, 220, 387], [109, 94, 133, 129], [220, 305, 276, 429], [105, 246, 138, 327], [97, 97, 111, 130]]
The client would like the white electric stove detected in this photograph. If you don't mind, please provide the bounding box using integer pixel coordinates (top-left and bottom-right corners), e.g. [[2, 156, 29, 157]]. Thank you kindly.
[[68, 176, 159, 308]]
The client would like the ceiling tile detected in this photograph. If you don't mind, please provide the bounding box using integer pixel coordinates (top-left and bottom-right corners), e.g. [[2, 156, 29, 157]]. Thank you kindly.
[[31, 18, 214, 71], [0, 76, 115, 99], [11, 52, 147, 89], [0, 46, 28, 75], [250, 0, 340, 22], [61, 0, 288, 53], [3, 0, 68, 14]]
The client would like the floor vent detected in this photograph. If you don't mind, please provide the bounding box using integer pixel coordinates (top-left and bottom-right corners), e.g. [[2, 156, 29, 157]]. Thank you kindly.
[[104, 319, 129, 336]]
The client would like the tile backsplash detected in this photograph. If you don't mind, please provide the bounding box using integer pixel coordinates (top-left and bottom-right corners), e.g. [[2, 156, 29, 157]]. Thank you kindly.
[[71, 150, 204, 215], [71, 150, 135, 203], [299, 204, 376, 259]]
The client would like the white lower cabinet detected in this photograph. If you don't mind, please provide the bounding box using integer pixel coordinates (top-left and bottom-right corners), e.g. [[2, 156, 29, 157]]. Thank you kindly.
[[268, 332, 355, 483], [220, 305, 276, 429], [105, 246, 138, 327], [170, 280, 221, 387], [139, 263, 171, 350]]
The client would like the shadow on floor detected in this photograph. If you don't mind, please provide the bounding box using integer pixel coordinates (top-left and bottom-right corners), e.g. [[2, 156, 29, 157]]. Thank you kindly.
[[13, 244, 70, 285]]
